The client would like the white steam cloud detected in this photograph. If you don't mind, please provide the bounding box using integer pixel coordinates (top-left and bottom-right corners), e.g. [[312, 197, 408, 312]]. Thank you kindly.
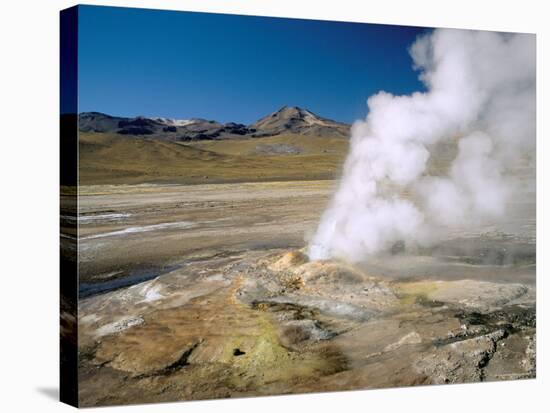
[[309, 29, 535, 262]]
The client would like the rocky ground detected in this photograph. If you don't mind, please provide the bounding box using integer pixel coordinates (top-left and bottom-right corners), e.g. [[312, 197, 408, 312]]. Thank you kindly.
[[74, 182, 536, 406]]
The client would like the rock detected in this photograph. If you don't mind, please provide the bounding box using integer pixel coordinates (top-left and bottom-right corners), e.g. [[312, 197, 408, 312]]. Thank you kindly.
[[384, 331, 422, 352], [117, 126, 155, 135], [414, 330, 506, 384], [278, 319, 335, 347], [255, 143, 303, 155], [95, 316, 144, 337], [397, 279, 533, 312], [294, 260, 368, 284], [483, 330, 536, 380], [268, 250, 308, 272]]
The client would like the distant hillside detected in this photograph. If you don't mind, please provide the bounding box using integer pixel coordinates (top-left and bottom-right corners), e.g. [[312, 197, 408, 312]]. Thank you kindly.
[[250, 106, 350, 138], [79, 106, 350, 141], [79, 132, 349, 185]]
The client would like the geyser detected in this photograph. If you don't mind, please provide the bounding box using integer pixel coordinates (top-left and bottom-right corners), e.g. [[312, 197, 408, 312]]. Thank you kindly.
[[309, 29, 535, 262]]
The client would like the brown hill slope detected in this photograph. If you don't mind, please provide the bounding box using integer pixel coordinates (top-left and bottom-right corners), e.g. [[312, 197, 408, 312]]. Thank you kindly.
[[79, 132, 348, 185]]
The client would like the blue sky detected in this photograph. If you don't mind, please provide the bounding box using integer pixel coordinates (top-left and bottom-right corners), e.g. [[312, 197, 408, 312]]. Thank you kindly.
[[77, 5, 429, 124]]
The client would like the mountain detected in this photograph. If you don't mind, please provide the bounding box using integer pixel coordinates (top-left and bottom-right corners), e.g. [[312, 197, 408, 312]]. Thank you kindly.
[[79, 112, 127, 133], [78, 106, 350, 141], [79, 112, 249, 141], [249, 106, 350, 138]]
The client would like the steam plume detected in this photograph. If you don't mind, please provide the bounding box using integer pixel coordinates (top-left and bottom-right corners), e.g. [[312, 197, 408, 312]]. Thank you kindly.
[[309, 29, 535, 262]]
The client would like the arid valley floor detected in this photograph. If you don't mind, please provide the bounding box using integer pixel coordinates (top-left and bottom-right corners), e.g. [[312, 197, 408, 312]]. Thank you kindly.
[[72, 179, 536, 406]]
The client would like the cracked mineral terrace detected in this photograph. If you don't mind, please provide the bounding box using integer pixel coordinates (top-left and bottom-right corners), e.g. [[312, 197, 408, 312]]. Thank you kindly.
[[71, 181, 535, 406]]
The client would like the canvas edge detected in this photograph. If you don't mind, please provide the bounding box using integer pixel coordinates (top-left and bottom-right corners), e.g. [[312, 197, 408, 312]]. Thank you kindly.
[[60, 4, 79, 408]]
